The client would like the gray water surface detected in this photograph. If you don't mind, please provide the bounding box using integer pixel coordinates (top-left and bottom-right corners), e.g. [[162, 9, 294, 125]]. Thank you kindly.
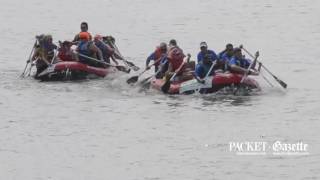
[[0, 0, 320, 179]]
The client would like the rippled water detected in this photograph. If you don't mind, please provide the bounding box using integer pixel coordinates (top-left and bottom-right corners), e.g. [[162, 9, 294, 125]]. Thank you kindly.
[[1, 0, 320, 179]]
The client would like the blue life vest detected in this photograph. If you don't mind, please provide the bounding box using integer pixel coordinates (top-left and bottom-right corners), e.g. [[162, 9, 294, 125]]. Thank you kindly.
[[229, 57, 251, 68], [95, 41, 110, 60], [195, 63, 214, 78], [78, 41, 93, 61]]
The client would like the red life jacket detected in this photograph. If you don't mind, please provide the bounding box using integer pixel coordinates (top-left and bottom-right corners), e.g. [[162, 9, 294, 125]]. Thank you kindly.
[[58, 49, 75, 61], [168, 47, 185, 71]]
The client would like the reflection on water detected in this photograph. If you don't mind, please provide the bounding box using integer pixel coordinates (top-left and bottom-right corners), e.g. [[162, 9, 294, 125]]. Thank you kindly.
[[202, 94, 253, 107]]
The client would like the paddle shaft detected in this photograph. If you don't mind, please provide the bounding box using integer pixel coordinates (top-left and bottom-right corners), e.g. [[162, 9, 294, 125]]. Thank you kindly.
[[240, 52, 258, 83], [109, 41, 139, 70], [261, 72, 274, 87], [111, 42, 125, 60], [241, 47, 277, 77], [140, 56, 165, 76], [169, 59, 187, 81], [77, 52, 123, 68], [137, 60, 158, 76], [192, 61, 216, 90], [28, 46, 57, 77], [107, 41, 128, 62], [21, 40, 37, 77], [204, 61, 216, 78], [241, 46, 287, 88]]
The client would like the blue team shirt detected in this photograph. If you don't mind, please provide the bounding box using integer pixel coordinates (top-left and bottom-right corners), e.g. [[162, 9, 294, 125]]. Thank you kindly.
[[195, 64, 214, 78], [229, 57, 251, 68], [146, 52, 156, 65], [146, 52, 167, 65], [219, 52, 233, 63], [197, 50, 217, 63]]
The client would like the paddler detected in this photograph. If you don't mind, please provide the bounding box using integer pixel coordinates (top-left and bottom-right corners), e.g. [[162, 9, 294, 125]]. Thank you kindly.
[[57, 41, 77, 61], [73, 22, 92, 43], [195, 54, 215, 82], [168, 39, 178, 50], [217, 43, 234, 71], [228, 48, 259, 75], [76, 32, 104, 67], [145, 42, 168, 73], [197, 42, 218, 64], [31, 34, 57, 78], [93, 34, 119, 65], [164, 40, 193, 82]]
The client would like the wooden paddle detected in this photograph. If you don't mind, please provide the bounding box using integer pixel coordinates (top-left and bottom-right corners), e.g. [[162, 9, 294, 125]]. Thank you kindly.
[[240, 46, 287, 89]]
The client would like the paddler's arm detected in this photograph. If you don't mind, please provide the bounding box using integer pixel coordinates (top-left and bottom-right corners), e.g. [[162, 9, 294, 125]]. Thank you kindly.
[[229, 65, 249, 75], [193, 65, 205, 83], [167, 62, 173, 73], [250, 51, 259, 69], [145, 52, 155, 70], [99, 39, 118, 64], [90, 43, 103, 61], [38, 49, 51, 65], [193, 73, 205, 84], [30, 47, 40, 62]]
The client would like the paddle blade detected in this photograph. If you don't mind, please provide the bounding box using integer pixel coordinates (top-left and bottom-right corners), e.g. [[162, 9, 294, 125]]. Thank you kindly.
[[279, 81, 287, 89], [274, 76, 287, 88], [116, 66, 130, 73], [126, 76, 139, 84], [132, 66, 140, 71], [161, 80, 171, 93], [124, 60, 140, 71]]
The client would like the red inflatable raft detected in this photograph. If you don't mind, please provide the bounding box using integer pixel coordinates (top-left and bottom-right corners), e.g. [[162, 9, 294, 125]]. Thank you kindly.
[[150, 73, 261, 94], [37, 61, 117, 81]]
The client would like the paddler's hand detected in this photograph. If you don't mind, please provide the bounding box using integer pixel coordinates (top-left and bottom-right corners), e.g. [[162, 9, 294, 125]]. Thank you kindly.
[[196, 78, 205, 84], [255, 51, 259, 58]]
